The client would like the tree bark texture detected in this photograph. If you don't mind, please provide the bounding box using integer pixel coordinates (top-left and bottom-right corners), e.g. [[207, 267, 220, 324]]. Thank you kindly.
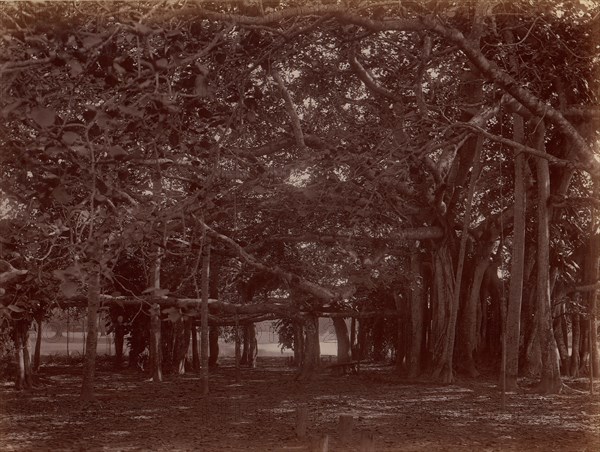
[[479, 262, 503, 364], [293, 321, 304, 367], [350, 317, 357, 360], [208, 255, 220, 368], [432, 245, 456, 384], [208, 326, 220, 367], [149, 303, 163, 382], [14, 319, 32, 390], [521, 250, 541, 376], [81, 270, 100, 401], [191, 325, 200, 372], [408, 251, 424, 377], [534, 121, 562, 394], [553, 312, 570, 375], [584, 217, 599, 378], [296, 315, 320, 381], [234, 316, 241, 382], [174, 319, 191, 374], [114, 316, 125, 369], [570, 312, 581, 377], [394, 292, 408, 371], [505, 110, 527, 390], [33, 316, 42, 372], [459, 255, 489, 378], [357, 317, 373, 361], [201, 237, 210, 395], [23, 330, 32, 388], [332, 317, 351, 364], [244, 323, 257, 368]]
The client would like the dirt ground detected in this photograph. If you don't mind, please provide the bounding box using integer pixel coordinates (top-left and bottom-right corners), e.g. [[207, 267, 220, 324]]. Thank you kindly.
[[0, 357, 598, 451]]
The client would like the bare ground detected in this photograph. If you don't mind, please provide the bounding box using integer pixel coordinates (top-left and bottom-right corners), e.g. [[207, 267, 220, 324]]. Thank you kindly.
[[0, 358, 598, 451]]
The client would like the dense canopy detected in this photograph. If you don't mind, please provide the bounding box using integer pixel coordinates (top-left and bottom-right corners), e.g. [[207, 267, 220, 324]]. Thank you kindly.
[[0, 0, 598, 397]]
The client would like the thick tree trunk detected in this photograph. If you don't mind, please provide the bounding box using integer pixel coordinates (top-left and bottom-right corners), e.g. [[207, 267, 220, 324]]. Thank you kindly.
[[191, 325, 200, 372], [561, 309, 569, 366], [174, 319, 191, 374], [23, 331, 32, 388], [590, 312, 599, 378], [245, 323, 257, 368], [524, 320, 542, 377], [208, 326, 220, 367], [448, 133, 482, 381], [581, 319, 598, 377], [479, 261, 503, 364], [408, 251, 424, 378], [201, 238, 210, 395], [149, 221, 165, 379], [551, 284, 570, 375], [357, 318, 372, 361], [82, 317, 86, 356], [160, 321, 174, 374], [81, 270, 100, 401], [459, 256, 489, 378], [534, 123, 562, 394], [432, 246, 456, 384], [580, 320, 591, 376], [422, 270, 432, 371], [583, 223, 599, 378], [570, 312, 581, 377], [500, 25, 528, 390], [394, 293, 407, 371], [14, 322, 25, 390], [208, 255, 220, 368], [168, 333, 181, 372], [505, 127, 527, 389], [149, 304, 162, 382], [14, 320, 32, 390], [553, 313, 570, 375], [296, 315, 320, 381], [332, 317, 351, 364], [350, 317, 357, 360], [293, 321, 304, 367], [430, 251, 447, 367], [241, 327, 249, 365], [521, 256, 541, 376], [234, 316, 241, 381]]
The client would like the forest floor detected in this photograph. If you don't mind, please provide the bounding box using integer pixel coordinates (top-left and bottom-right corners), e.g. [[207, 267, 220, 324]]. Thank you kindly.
[[0, 357, 599, 451]]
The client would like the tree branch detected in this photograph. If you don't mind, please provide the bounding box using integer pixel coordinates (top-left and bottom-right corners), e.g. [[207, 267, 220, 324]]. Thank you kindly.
[[415, 34, 432, 114], [0, 260, 28, 285], [198, 220, 339, 302], [421, 16, 600, 175], [60, 294, 405, 320], [265, 227, 444, 245], [455, 122, 591, 173], [0, 57, 53, 74], [348, 47, 402, 102], [181, 5, 422, 32], [271, 67, 306, 149]]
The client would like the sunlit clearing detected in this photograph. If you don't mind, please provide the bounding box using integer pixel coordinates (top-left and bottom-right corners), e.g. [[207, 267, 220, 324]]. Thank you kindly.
[[287, 168, 311, 187], [334, 164, 350, 181]]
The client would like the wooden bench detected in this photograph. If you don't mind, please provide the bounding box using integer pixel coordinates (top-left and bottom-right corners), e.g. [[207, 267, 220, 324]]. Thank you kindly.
[[326, 360, 361, 375]]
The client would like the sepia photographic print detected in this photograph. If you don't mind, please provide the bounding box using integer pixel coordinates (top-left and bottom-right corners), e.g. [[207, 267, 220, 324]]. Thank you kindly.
[[0, 1, 599, 450]]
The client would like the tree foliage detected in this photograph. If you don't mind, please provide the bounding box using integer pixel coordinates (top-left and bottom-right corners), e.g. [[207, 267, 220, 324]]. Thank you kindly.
[[0, 0, 598, 392]]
